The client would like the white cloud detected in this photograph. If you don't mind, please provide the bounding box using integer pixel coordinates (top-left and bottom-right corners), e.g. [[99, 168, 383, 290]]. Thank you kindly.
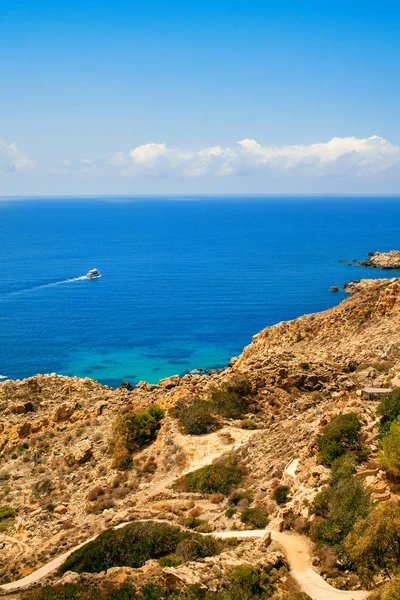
[[105, 135, 400, 179], [0, 138, 34, 174]]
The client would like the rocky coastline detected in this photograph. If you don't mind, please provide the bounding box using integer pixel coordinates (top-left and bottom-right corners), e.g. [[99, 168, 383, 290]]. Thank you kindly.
[[358, 250, 400, 269]]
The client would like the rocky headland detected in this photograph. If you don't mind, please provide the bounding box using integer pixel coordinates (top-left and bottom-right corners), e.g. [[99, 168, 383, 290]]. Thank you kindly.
[[358, 250, 400, 269], [1, 278, 400, 599]]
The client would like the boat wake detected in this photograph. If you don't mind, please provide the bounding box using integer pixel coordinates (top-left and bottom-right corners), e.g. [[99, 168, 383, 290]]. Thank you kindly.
[[1, 275, 92, 299]]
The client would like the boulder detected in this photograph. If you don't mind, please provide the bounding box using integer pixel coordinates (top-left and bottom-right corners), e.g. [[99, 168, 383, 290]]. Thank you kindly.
[[52, 402, 76, 422], [70, 440, 93, 464]]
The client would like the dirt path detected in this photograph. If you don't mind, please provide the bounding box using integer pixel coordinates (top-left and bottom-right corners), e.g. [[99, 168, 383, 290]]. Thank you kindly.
[[0, 526, 368, 599], [213, 530, 369, 600]]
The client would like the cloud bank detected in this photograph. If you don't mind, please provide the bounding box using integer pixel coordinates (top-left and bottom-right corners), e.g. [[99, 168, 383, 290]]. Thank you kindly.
[[0, 138, 34, 175], [104, 135, 400, 178]]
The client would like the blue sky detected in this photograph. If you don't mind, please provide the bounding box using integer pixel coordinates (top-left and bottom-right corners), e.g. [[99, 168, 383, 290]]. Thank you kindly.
[[2, 0, 400, 195]]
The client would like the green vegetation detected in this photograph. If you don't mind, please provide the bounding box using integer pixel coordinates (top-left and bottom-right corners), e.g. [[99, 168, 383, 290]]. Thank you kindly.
[[377, 388, 400, 438], [226, 565, 272, 599], [378, 417, 400, 479], [316, 413, 362, 466], [23, 563, 309, 600], [228, 489, 253, 506], [240, 507, 269, 529], [110, 405, 164, 469], [0, 505, 16, 530], [368, 576, 400, 600], [158, 554, 184, 567], [273, 485, 290, 505], [0, 505, 15, 520], [172, 377, 252, 436], [176, 457, 244, 495], [171, 398, 218, 435], [209, 377, 251, 419], [310, 454, 369, 548], [344, 501, 400, 585], [60, 521, 222, 574]]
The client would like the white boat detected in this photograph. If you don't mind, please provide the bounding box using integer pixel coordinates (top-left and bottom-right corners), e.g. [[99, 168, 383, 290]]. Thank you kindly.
[[86, 268, 101, 279]]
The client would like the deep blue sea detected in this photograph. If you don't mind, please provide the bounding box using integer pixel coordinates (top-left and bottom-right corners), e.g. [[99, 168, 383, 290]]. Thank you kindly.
[[1, 197, 399, 387]]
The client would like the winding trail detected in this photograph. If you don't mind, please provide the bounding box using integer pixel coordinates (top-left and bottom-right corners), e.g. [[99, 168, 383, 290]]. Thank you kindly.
[[0, 526, 368, 599]]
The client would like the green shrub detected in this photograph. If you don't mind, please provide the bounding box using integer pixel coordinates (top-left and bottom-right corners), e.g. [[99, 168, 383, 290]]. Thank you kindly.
[[273, 485, 290, 505], [172, 398, 219, 435], [183, 517, 203, 529], [378, 417, 400, 479], [368, 576, 400, 600], [329, 453, 357, 486], [227, 565, 272, 599], [378, 388, 400, 438], [177, 458, 244, 495], [210, 377, 251, 419], [228, 489, 253, 506], [60, 521, 222, 574], [240, 507, 269, 529], [344, 502, 400, 585], [158, 554, 184, 567], [316, 413, 362, 466], [225, 507, 237, 518], [310, 476, 369, 547], [110, 405, 164, 469], [0, 506, 15, 520]]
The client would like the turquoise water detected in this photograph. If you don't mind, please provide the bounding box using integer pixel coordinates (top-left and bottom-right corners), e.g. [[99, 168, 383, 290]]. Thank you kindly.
[[0, 196, 399, 387]]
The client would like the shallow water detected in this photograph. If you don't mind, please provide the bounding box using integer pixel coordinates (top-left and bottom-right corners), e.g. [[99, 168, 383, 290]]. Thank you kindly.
[[0, 196, 399, 386]]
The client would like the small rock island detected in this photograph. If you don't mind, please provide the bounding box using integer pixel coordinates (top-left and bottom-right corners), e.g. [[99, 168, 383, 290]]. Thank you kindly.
[[359, 250, 400, 269]]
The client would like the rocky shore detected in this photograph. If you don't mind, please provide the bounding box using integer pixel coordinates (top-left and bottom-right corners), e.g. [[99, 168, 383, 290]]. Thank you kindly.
[[1, 278, 400, 598], [358, 250, 400, 269]]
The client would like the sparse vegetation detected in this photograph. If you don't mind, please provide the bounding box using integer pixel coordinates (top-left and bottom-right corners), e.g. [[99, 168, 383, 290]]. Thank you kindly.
[[240, 507, 269, 529], [171, 398, 218, 435], [378, 417, 400, 479], [176, 457, 244, 495], [171, 377, 252, 435], [316, 413, 362, 466], [209, 376, 251, 419], [377, 388, 400, 438], [0, 505, 16, 530], [110, 405, 164, 469]]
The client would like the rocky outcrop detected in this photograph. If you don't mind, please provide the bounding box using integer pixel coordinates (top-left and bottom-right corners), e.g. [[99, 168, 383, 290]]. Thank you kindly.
[[1, 278, 400, 592], [359, 250, 400, 269]]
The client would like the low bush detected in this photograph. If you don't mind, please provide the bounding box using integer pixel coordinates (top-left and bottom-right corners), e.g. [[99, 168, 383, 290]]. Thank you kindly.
[[344, 501, 400, 584], [110, 405, 164, 469], [0, 506, 15, 520], [378, 388, 400, 438], [378, 417, 400, 479], [226, 564, 272, 599], [60, 521, 222, 574], [176, 458, 244, 495], [225, 507, 237, 518], [368, 576, 400, 600], [183, 517, 203, 529], [310, 455, 369, 548], [316, 413, 362, 466], [240, 507, 269, 529], [172, 398, 219, 435], [228, 489, 253, 506], [158, 554, 183, 567], [273, 485, 290, 505], [210, 377, 251, 419]]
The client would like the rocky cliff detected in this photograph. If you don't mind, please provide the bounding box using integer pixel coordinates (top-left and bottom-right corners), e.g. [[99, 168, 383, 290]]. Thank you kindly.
[[1, 278, 400, 596]]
